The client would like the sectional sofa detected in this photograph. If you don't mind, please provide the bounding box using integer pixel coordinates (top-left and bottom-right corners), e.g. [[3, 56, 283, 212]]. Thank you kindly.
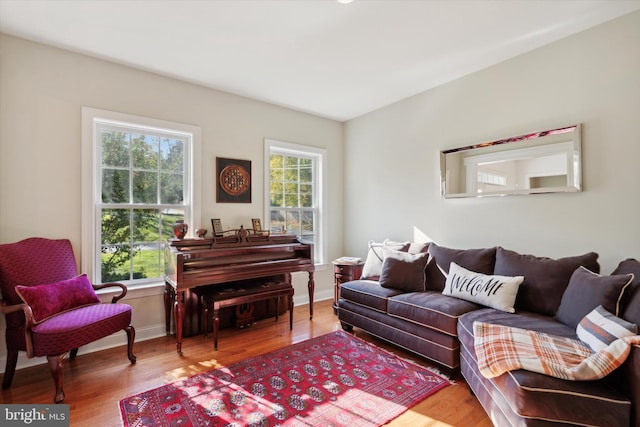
[[337, 242, 640, 426]]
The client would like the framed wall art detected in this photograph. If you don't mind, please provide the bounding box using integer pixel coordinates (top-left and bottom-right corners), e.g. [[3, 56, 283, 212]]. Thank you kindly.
[[216, 157, 251, 203]]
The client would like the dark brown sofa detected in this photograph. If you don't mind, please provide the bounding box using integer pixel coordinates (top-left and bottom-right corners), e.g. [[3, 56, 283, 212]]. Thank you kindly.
[[337, 243, 640, 426]]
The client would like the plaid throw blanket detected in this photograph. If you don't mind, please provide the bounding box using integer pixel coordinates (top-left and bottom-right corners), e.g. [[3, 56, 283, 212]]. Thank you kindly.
[[474, 321, 640, 381]]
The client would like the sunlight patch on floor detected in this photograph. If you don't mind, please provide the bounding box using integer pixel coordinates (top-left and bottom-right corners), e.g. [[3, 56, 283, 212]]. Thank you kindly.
[[393, 408, 455, 426]]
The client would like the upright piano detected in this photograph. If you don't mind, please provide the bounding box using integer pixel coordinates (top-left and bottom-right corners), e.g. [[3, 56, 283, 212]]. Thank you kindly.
[[164, 231, 314, 354]]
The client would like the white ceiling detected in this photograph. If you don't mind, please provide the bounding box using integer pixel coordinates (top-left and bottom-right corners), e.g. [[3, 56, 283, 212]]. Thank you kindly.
[[1, 0, 639, 122]]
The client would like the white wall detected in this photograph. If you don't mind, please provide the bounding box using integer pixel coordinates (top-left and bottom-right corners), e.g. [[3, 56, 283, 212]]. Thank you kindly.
[[344, 11, 640, 274], [0, 34, 342, 371]]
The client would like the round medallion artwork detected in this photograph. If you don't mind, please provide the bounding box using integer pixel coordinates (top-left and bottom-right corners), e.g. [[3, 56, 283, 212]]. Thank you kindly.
[[219, 164, 250, 196]]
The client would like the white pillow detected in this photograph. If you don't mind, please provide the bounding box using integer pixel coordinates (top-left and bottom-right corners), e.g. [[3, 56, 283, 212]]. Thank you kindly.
[[361, 239, 409, 279], [443, 262, 524, 313], [577, 305, 638, 352]]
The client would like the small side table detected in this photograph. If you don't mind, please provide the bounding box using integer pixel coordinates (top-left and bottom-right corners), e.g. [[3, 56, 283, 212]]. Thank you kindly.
[[332, 259, 364, 314]]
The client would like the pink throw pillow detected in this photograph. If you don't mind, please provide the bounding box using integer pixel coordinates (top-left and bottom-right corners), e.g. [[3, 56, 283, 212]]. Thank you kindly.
[[16, 274, 101, 323]]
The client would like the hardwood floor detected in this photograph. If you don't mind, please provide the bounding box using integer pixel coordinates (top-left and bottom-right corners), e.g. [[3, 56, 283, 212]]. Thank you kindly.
[[1, 299, 492, 426]]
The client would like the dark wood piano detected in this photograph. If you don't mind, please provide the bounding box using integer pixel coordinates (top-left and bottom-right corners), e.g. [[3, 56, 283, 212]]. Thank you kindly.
[[164, 230, 314, 354]]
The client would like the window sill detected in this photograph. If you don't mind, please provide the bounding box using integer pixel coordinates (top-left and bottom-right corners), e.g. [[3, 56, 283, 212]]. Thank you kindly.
[[96, 280, 165, 301]]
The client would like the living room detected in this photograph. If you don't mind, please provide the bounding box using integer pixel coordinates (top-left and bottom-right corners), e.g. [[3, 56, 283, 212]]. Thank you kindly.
[[1, 1, 639, 426]]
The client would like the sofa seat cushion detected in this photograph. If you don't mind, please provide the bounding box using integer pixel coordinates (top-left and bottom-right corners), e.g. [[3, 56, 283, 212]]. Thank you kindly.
[[387, 291, 480, 337], [339, 280, 404, 313], [458, 308, 631, 426], [338, 299, 460, 370], [31, 303, 133, 357]]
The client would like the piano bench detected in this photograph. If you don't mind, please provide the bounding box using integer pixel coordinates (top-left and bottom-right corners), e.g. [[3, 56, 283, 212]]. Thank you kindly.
[[199, 282, 294, 350]]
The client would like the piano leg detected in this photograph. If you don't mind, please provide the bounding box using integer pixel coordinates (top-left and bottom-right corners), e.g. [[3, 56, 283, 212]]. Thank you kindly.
[[213, 306, 220, 351], [174, 290, 185, 355], [307, 271, 315, 320], [164, 283, 174, 336], [289, 291, 294, 330]]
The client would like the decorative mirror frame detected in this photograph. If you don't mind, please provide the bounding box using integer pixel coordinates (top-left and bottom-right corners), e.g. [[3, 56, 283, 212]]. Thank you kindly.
[[440, 124, 581, 198]]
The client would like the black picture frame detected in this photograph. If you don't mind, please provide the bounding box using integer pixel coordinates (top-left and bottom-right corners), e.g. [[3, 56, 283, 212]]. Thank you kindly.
[[251, 218, 262, 232], [216, 157, 251, 203]]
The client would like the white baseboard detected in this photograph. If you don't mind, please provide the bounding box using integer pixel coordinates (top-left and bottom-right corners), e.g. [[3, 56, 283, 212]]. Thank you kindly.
[[1, 293, 331, 374]]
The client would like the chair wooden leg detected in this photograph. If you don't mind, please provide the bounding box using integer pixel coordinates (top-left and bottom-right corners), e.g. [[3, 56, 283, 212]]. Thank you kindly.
[[125, 325, 137, 364], [2, 349, 19, 389], [70, 348, 79, 359], [47, 353, 67, 403]]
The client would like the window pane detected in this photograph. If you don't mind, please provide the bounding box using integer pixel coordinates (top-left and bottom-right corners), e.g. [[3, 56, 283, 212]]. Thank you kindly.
[[299, 165, 312, 182], [101, 209, 130, 245], [101, 245, 132, 282], [102, 169, 130, 203], [132, 171, 158, 204], [270, 167, 283, 181], [270, 181, 283, 207], [132, 246, 162, 280], [132, 134, 159, 170], [161, 138, 184, 172], [284, 194, 298, 207], [301, 211, 314, 235], [284, 156, 298, 167], [286, 211, 300, 234], [101, 131, 129, 168], [300, 184, 312, 207], [133, 209, 160, 242], [162, 210, 184, 241], [160, 172, 184, 204], [100, 208, 132, 282], [270, 154, 284, 169], [270, 210, 285, 233], [284, 168, 298, 181]]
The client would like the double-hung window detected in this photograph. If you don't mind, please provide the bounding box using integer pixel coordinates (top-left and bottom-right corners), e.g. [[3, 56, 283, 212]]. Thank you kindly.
[[264, 139, 326, 265], [82, 108, 200, 286]]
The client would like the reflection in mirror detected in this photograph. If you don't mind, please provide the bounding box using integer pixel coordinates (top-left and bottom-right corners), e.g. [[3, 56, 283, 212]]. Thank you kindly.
[[440, 124, 581, 198]]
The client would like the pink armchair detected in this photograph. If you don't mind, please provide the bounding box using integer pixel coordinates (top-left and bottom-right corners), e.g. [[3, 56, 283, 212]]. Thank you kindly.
[[0, 237, 136, 403]]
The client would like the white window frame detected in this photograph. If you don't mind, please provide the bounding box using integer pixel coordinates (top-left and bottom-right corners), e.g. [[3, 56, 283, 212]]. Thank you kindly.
[[264, 139, 327, 265], [81, 107, 201, 290]]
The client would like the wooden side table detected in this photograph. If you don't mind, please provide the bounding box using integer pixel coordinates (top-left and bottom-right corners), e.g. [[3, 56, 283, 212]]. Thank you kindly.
[[332, 259, 364, 314]]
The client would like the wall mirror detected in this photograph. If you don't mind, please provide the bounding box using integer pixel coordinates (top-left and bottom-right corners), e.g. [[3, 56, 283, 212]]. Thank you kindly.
[[440, 124, 581, 198]]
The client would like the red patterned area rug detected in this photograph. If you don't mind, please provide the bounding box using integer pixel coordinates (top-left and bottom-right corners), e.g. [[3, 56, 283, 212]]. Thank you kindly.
[[119, 330, 450, 426]]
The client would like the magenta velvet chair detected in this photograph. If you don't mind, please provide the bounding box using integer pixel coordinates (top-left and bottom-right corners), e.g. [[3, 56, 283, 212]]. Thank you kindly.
[[0, 237, 136, 403]]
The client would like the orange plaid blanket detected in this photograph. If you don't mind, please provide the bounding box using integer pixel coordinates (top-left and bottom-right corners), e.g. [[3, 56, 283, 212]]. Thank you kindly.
[[473, 321, 640, 381]]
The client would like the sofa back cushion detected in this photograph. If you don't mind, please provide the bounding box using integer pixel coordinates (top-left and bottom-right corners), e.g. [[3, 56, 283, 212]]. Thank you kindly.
[[425, 243, 496, 291], [612, 258, 640, 325], [494, 247, 600, 316]]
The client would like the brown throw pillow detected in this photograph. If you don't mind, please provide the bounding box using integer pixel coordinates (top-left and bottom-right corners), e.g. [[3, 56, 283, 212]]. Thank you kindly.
[[555, 266, 633, 329], [425, 243, 496, 291], [379, 249, 429, 292], [494, 247, 600, 316]]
